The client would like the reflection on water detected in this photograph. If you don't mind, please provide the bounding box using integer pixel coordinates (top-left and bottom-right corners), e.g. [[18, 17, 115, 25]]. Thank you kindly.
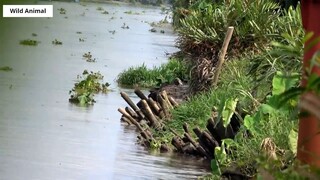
[[0, 1, 209, 179]]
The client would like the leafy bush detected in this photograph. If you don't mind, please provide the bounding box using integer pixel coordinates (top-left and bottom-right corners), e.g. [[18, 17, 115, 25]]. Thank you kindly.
[[248, 6, 303, 92], [176, 0, 282, 57], [117, 58, 190, 88]]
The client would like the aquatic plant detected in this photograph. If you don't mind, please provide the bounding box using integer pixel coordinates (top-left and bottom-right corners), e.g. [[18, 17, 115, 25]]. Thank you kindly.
[[52, 39, 63, 45], [96, 7, 104, 11], [0, 66, 13, 72], [101, 10, 109, 15], [121, 23, 130, 29], [149, 28, 157, 32], [124, 11, 141, 15], [19, 39, 39, 46], [58, 8, 66, 14], [82, 52, 96, 62], [69, 70, 110, 105]]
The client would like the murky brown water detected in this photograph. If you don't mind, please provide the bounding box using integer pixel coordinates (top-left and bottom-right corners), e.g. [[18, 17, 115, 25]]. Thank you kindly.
[[0, 1, 209, 179]]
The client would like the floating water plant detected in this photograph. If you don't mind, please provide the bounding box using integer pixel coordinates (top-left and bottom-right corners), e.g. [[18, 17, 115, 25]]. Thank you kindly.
[[69, 70, 110, 105], [124, 11, 141, 15], [96, 7, 104, 11], [121, 23, 129, 29], [0, 66, 13, 72], [19, 39, 39, 46], [82, 52, 96, 62], [102, 10, 109, 15], [52, 39, 63, 45], [58, 8, 66, 14], [108, 30, 116, 35], [149, 28, 157, 32]]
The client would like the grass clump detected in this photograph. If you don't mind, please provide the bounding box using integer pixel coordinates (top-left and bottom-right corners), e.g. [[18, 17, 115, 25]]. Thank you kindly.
[[69, 70, 110, 105], [19, 39, 39, 46], [0, 66, 13, 72], [117, 58, 189, 88]]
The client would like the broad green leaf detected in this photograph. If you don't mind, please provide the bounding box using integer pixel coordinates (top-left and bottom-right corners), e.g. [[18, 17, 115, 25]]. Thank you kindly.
[[244, 115, 255, 133], [214, 146, 227, 164], [272, 71, 299, 95], [260, 103, 276, 114], [211, 159, 221, 175], [222, 138, 236, 149], [222, 98, 238, 127], [289, 129, 298, 155], [78, 95, 87, 105]]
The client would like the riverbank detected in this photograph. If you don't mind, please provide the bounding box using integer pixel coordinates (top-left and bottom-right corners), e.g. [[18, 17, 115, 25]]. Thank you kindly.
[[116, 0, 320, 179], [0, 1, 211, 179]]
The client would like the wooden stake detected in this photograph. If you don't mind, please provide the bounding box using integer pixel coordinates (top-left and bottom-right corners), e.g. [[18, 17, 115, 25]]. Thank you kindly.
[[120, 91, 145, 119], [125, 107, 139, 119], [141, 100, 160, 128], [213, 26, 234, 86], [134, 88, 148, 100], [118, 108, 144, 133], [147, 98, 163, 118], [168, 96, 179, 107]]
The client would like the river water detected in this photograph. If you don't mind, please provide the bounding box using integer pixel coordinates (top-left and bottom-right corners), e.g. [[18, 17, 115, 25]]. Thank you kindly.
[[0, 1, 209, 179]]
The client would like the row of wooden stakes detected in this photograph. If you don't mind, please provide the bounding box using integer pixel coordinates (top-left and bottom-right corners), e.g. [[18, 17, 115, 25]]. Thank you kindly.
[[118, 89, 240, 159]]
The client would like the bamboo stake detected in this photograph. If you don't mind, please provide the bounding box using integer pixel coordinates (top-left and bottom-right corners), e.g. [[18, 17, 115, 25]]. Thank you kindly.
[[184, 132, 210, 158], [120, 92, 145, 119], [161, 90, 173, 109], [168, 96, 179, 107], [118, 108, 144, 133], [134, 88, 148, 100], [212, 26, 234, 86], [125, 107, 138, 119], [141, 100, 160, 128], [183, 122, 190, 134], [147, 98, 163, 118], [121, 116, 132, 125]]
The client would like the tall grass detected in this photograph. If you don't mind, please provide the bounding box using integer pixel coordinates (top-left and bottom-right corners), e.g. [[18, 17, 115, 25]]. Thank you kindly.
[[117, 58, 190, 88], [176, 0, 282, 56]]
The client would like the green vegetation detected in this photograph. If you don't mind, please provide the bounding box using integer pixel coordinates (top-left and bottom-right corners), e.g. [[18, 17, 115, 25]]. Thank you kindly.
[[0, 66, 13, 72], [96, 7, 104, 11], [69, 70, 110, 105], [117, 58, 190, 88], [102, 10, 109, 15], [58, 8, 66, 14], [116, 0, 320, 178], [155, 0, 316, 178], [52, 39, 63, 45], [82, 52, 96, 62], [124, 10, 141, 15], [19, 39, 39, 46]]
